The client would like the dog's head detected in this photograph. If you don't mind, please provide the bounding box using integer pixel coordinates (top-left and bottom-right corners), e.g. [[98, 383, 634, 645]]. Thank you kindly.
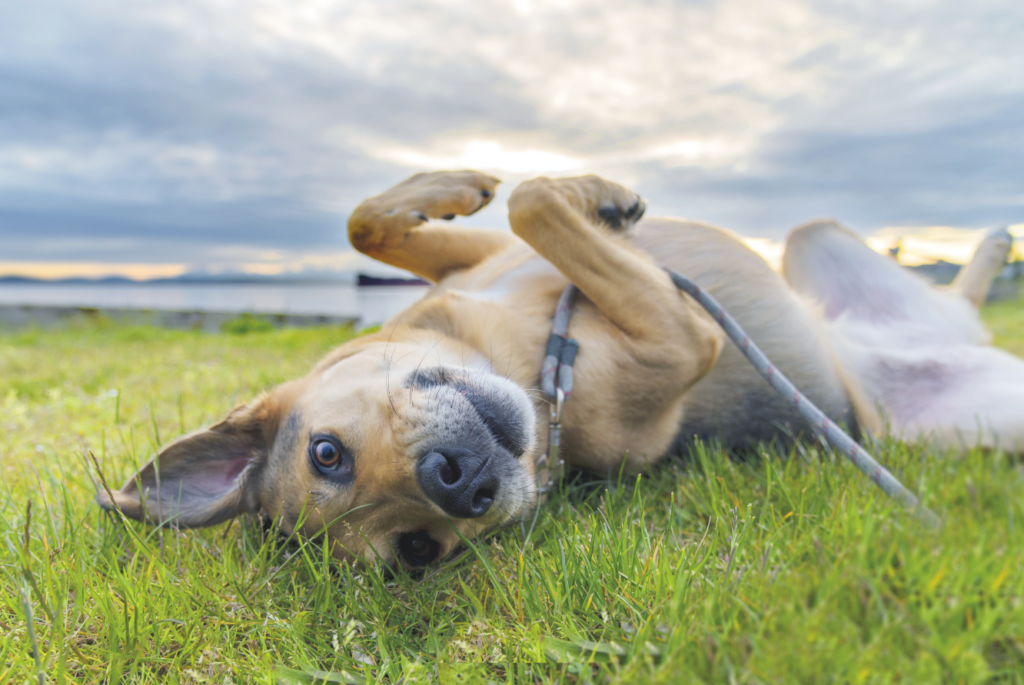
[[97, 331, 539, 570]]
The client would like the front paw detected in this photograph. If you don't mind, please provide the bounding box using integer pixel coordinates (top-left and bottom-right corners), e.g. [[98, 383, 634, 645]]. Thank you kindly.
[[388, 170, 501, 225], [350, 170, 501, 253], [510, 175, 645, 232]]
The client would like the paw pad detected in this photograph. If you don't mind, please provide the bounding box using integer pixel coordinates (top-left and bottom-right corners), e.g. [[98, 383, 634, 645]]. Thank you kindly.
[[596, 199, 644, 231]]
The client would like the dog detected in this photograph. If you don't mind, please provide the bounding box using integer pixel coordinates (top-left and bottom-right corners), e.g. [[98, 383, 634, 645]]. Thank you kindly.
[[98, 170, 1024, 570]]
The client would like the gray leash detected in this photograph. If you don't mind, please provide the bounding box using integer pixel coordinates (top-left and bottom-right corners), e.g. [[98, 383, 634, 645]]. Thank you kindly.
[[538, 271, 941, 529]]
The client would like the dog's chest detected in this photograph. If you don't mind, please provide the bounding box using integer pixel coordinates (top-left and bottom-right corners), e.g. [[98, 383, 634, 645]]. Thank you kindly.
[[443, 249, 565, 304]]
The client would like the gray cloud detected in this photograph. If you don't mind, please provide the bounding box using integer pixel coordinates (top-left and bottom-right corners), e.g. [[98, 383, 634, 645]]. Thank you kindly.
[[1, 0, 1022, 266]]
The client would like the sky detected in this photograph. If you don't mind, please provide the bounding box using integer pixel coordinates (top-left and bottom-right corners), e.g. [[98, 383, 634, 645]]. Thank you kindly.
[[1, 0, 1022, 278]]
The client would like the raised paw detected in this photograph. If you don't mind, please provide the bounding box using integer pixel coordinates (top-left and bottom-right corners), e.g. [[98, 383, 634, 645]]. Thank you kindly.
[[349, 170, 501, 255], [509, 175, 645, 233], [383, 170, 500, 225], [979, 225, 1013, 262]]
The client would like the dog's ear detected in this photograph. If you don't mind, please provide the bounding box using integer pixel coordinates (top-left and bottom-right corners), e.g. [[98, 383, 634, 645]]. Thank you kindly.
[[97, 393, 286, 528]]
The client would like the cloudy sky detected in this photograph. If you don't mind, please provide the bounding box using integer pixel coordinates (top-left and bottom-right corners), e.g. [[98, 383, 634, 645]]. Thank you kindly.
[[1, 0, 1022, 277]]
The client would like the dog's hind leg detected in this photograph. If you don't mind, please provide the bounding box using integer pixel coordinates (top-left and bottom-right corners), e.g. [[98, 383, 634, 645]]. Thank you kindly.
[[946, 226, 1013, 307], [782, 220, 1024, 452], [782, 220, 987, 337], [349, 170, 518, 282]]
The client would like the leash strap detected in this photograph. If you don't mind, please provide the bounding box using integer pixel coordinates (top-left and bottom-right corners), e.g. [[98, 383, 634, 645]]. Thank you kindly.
[[537, 273, 941, 528]]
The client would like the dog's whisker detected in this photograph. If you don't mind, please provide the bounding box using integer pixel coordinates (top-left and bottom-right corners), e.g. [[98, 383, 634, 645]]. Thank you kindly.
[[385, 360, 400, 419], [498, 361, 532, 383]]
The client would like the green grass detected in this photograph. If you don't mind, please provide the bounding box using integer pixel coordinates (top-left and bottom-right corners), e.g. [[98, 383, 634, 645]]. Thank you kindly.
[[985, 283, 1024, 358], [1, 299, 1023, 683]]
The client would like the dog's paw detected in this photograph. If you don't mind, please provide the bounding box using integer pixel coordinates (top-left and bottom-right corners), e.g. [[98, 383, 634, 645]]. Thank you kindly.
[[510, 175, 645, 232], [386, 170, 500, 226], [980, 225, 1013, 259], [595, 199, 645, 231]]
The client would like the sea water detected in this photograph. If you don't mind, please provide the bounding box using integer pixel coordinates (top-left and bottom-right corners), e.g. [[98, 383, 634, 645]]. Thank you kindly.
[[0, 282, 430, 327]]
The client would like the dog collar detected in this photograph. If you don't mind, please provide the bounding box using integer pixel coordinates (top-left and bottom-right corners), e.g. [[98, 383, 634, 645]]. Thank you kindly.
[[536, 284, 579, 492]]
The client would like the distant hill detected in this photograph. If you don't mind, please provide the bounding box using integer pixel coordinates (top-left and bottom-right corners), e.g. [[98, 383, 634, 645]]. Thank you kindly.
[[0, 275, 138, 284]]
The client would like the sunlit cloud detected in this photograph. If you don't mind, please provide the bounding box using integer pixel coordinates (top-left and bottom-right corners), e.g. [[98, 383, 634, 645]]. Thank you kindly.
[[646, 138, 754, 168], [373, 134, 756, 180], [380, 140, 583, 175], [0, 250, 391, 280], [0, 262, 188, 281]]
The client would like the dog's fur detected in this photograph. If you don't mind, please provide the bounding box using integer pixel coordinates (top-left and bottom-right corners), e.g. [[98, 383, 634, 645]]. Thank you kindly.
[[98, 171, 1024, 569]]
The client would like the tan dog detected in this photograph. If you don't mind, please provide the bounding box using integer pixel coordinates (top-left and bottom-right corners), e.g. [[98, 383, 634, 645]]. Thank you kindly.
[[99, 171, 1023, 569]]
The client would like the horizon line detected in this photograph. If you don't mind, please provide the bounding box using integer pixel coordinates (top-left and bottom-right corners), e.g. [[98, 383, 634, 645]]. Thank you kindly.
[[1, 225, 1020, 280]]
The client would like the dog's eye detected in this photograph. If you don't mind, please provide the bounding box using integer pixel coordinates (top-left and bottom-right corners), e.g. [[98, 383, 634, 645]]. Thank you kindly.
[[312, 439, 340, 467], [398, 530, 440, 567], [308, 435, 351, 479]]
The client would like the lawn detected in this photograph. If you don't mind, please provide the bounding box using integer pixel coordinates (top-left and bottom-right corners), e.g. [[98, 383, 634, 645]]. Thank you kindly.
[[1, 295, 1023, 684]]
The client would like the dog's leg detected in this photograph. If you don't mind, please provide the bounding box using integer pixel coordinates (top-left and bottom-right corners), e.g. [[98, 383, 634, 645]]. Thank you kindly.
[[947, 226, 1014, 307], [349, 170, 517, 282], [783, 220, 988, 341], [507, 175, 723, 376], [782, 220, 1024, 452]]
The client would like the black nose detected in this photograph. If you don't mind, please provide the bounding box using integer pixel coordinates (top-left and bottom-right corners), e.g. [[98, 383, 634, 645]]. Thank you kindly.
[[417, 448, 499, 519]]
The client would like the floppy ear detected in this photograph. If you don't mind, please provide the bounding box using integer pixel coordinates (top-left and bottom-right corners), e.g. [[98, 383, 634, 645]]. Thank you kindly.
[[97, 397, 282, 528]]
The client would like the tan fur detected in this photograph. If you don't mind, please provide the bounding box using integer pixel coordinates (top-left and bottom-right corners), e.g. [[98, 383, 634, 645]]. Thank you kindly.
[[99, 170, 1019, 568]]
